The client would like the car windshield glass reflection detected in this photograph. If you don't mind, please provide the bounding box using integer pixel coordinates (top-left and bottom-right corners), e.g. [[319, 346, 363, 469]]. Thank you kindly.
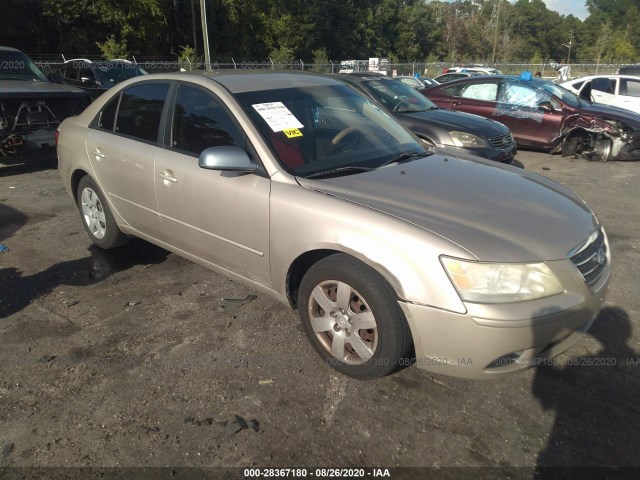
[[95, 63, 147, 84], [543, 83, 585, 108], [363, 79, 438, 113], [0, 51, 48, 82], [236, 84, 426, 177]]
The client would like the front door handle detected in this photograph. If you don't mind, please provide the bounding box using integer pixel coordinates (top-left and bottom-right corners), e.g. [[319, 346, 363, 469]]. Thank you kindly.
[[158, 171, 178, 183], [450, 100, 462, 106]]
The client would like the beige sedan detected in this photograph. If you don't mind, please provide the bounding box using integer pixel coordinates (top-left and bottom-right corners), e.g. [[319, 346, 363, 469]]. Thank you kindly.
[[57, 71, 610, 380]]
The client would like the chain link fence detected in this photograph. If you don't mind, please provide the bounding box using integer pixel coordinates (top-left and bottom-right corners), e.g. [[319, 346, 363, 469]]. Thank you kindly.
[[29, 54, 626, 78]]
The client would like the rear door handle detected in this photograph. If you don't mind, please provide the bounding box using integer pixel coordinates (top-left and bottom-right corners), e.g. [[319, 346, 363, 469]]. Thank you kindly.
[[91, 149, 105, 159], [158, 171, 178, 183]]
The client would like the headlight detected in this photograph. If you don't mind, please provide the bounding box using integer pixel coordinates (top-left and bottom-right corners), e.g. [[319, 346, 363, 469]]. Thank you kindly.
[[449, 131, 489, 148], [441, 257, 564, 303]]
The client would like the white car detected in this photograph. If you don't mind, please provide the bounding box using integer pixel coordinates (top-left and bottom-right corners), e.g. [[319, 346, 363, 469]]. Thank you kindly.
[[561, 75, 640, 112]]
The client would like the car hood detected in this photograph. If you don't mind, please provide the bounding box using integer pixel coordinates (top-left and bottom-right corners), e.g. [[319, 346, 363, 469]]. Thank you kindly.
[[297, 154, 597, 262], [579, 102, 640, 127], [398, 108, 509, 137], [0, 80, 87, 97]]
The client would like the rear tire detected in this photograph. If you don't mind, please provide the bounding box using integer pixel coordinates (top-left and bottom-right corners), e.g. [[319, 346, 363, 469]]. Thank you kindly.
[[77, 176, 128, 249], [298, 253, 412, 379]]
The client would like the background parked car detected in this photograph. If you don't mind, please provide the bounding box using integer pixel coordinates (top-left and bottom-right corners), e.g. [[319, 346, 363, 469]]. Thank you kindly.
[[617, 65, 640, 75], [0, 46, 91, 164], [49, 58, 148, 98], [337, 73, 515, 163], [57, 70, 609, 381], [447, 66, 503, 75], [433, 72, 481, 83], [395, 76, 439, 89], [561, 75, 640, 113], [423, 74, 640, 162]]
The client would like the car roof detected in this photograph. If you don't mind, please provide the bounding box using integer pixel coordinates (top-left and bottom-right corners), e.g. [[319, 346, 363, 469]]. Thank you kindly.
[[437, 74, 552, 86], [0, 46, 24, 53], [128, 70, 348, 94], [564, 74, 639, 82]]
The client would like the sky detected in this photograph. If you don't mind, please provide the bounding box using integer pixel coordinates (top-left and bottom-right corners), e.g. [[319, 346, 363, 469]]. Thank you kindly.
[[543, 0, 589, 20], [442, 1, 590, 21]]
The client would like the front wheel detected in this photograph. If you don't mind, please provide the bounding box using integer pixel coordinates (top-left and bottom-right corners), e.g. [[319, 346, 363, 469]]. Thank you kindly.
[[594, 137, 612, 163], [298, 254, 412, 379], [77, 176, 128, 249]]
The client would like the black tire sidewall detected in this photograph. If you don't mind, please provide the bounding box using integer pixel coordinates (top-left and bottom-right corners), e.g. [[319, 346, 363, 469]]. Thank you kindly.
[[298, 254, 410, 380]]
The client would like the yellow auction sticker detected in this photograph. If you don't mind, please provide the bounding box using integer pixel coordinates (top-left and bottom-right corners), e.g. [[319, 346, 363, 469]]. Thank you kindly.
[[283, 128, 303, 138]]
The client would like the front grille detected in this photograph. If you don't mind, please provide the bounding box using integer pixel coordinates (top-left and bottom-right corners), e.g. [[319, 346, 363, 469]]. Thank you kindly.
[[570, 229, 608, 290], [488, 133, 514, 149]]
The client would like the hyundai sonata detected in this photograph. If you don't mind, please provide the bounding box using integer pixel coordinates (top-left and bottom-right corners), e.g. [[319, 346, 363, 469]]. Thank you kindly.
[[57, 71, 610, 380]]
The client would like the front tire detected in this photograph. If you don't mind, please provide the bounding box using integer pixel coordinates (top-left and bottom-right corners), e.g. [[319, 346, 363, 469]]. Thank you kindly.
[[298, 254, 412, 379], [77, 176, 128, 249]]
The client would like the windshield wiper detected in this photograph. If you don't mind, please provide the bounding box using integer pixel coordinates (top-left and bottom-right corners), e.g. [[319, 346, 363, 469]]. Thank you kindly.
[[377, 151, 429, 168], [303, 165, 376, 179]]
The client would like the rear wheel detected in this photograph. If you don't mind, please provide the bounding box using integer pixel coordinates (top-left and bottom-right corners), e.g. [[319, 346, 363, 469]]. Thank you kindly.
[[298, 254, 412, 379], [77, 176, 128, 249]]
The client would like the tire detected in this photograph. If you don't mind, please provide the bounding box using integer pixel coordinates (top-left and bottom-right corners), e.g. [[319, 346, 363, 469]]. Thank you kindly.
[[298, 253, 412, 379], [76, 176, 128, 249], [594, 137, 612, 163]]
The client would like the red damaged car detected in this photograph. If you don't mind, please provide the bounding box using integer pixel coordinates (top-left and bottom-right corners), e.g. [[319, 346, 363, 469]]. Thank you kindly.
[[422, 73, 640, 162]]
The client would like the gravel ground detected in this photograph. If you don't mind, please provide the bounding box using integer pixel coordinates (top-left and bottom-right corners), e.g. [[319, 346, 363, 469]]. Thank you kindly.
[[1, 151, 639, 478]]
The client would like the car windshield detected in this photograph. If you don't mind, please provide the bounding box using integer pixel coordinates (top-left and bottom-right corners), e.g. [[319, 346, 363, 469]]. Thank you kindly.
[[361, 79, 438, 113], [0, 50, 48, 81], [94, 62, 148, 83], [236, 84, 427, 178], [541, 83, 587, 108]]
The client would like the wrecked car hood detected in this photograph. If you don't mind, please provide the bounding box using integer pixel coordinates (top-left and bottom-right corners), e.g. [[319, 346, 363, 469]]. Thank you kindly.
[[578, 102, 640, 127], [298, 154, 598, 263], [0, 80, 87, 98]]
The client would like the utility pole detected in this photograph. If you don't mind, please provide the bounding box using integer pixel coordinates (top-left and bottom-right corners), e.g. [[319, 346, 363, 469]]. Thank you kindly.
[[191, 0, 198, 56], [562, 30, 573, 65], [491, 0, 501, 66], [200, 0, 211, 71]]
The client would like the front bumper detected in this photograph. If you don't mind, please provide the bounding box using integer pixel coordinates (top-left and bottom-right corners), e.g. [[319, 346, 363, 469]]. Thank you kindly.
[[399, 258, 610, 379]]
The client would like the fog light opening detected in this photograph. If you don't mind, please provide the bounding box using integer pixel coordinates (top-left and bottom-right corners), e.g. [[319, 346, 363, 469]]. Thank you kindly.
[[486, 351, 523, 370]]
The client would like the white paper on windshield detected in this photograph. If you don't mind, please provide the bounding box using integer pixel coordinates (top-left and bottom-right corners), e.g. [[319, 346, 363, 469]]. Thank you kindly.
[[252, 102, 304, 133]]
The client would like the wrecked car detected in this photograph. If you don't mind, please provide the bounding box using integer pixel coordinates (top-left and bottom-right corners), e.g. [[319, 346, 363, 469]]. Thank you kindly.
[[1, 46, 91, 164], [423, 73, 640, 162]]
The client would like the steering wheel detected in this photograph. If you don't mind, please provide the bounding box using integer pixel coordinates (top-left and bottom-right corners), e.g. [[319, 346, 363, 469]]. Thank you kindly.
[[327, 127, 361, 155], [392, 99, 411, 113]]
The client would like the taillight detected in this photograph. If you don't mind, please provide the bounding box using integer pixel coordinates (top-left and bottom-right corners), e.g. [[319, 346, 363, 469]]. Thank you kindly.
[[55, 128, 60, 147]]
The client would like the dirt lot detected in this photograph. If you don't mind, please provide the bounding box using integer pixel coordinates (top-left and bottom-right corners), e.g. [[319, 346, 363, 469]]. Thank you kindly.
[[1, 151, 639, 478]]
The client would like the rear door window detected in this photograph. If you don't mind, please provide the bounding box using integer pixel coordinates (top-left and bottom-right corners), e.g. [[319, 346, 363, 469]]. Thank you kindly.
[[592, 77, 615, 94], [115, 83, 170, 143], [459, 82, 498, 101]]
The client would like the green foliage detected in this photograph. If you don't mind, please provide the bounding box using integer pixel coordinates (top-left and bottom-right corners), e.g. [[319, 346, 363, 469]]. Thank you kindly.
[[96, 35, 128, 60], [3, 0, 640, 64], [178, 45, 200, 71]]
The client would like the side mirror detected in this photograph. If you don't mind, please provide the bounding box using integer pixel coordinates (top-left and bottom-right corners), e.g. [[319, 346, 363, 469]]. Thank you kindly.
[[538, 101, 554, 112], [198, 146, 257, 172]]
